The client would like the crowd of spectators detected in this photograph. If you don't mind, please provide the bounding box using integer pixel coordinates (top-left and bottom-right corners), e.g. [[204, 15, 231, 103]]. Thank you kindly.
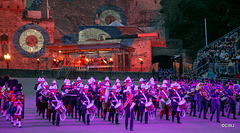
[[193, 29, 240, 78]]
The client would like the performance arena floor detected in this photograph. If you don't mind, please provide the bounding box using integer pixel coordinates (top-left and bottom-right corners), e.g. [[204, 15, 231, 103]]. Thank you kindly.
[[0, 78, 239, 133]]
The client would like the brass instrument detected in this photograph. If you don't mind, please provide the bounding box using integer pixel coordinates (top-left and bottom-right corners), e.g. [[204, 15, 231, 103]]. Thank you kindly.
[[199, 85, 211, 101]]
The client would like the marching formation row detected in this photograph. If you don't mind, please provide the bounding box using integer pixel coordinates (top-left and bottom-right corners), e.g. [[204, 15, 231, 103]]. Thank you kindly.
[[35, 77, 240, 131], [0, 76, 25, 128]]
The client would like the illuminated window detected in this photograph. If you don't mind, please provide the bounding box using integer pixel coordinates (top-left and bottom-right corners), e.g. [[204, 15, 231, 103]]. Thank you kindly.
[[1, 34, 8, 56]]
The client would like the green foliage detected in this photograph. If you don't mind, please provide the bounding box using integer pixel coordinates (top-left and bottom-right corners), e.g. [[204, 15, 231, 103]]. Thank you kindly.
[[160, 0, 240, 59]]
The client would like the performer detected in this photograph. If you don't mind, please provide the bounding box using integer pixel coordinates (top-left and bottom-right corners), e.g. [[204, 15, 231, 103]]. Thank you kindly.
[[62, 81, 72, 116], [77, 82, 84, 121], [102, 82, 110, 121], [80, 85, 93, 125], [47, 80, 58, 121], [188, 83, 197, 116], [169, 84, 182, 124], [138, 84, 150, 123], [34, 78, 42, 112], [226, 82, 237, 119], [95, 82, 103, 118], [198, 84, 210, 119], [39, 82, 50, 119], [70, 81, 78, 119], [123, 86, 135, 131], [133, 86, 140, 121], [209, 84, 221, 123], [49, 91, 63, 126], [109, 85, 122, 124], [158, 84, 170, 120], [13, 92, 24, 128]]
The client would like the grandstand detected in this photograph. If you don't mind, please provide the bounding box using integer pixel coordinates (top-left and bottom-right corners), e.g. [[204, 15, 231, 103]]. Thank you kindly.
[[192, 26, 240, 82]]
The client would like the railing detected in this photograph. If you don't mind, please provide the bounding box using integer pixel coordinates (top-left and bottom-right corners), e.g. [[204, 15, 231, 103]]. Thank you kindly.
[[212, 62, 238, 75], [191, 62, 209, 77], [192, 26, 240, 77], [198, 26, 240, 53]]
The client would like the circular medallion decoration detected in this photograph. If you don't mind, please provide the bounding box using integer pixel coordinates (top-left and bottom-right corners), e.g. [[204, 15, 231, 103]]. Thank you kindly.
[[94, 4, 127, 26], [78, 26, 134, 47], [13, 24, 50, 58]]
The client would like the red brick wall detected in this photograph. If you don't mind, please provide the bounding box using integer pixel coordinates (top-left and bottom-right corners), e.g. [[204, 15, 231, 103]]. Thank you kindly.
[[0, 1, 54, 70], [130, 39, 152, 72]]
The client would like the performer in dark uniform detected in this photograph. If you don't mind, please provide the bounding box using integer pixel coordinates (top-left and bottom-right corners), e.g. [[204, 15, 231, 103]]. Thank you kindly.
[[96, 82, 103, 118], [62, 81, 72, 116], [49, 91, 62, 126], [188, 83, 197, 116], [77, 82, 84, 121], [123, 86, 135, 131], [138, 84, 149, 123], [109, 85, 122, 124], [80, 85, 93, 125], [70, 81, 78, 119], [169, 84, 182, 123], [198, 84, 209, 119], [39, 82, 50, 119], [34, 78, 42, 112], [209, 84, 221, 123], [226, 82, 237, 119]]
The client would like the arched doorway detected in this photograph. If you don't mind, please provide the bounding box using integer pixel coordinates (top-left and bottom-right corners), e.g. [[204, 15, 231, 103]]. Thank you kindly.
[[152, 55, 173, 69]]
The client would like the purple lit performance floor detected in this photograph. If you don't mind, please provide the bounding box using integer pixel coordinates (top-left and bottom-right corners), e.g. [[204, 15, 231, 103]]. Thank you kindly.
[[0, 78, 239, 133]]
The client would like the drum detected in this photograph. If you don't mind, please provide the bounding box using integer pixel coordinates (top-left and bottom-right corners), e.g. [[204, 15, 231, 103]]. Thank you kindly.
[[87, 103, 97, 114], [55, 104, 67, 115], [114, 103, 124, 113], [178, 99, 188, 111], [145, 102, 155, 112], [221, 97, 228, 102]]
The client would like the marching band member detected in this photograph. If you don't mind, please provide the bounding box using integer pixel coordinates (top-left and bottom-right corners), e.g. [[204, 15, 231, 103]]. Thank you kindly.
[[133, 86, 140, 121], [169, 83, 182, 124], [77, 82, 84, 121], [80, 85, 93, 125], [103, 82, 110, 121], [49, 90, 63, 126], [47, 80, 58, 121], [123, 86, 135, 131], [62, 81, 72, 116], [70, 81, 78, 119], [158, 84, 170, 120], [95, 81, 103, 118], [109, 85, 122, 124], [226, 82, 237, 119], [13, 91, 24, 128], [39, 82, 50, 119], [138, 84, 150, 124], [198, 84, 209, 119], [188, 83, 197, 117], [209, 84, 221, 123], [34, 78, 42, 112]]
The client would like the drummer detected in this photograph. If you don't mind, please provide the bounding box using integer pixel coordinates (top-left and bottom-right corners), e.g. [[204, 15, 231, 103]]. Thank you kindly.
[[169, 83, 182, 124], [109, 85, 122, 124], [49, 90, 62, 126], [158, 84, 170, 120], [138, 84, 150, 124], [80, 85, 93, 125]]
